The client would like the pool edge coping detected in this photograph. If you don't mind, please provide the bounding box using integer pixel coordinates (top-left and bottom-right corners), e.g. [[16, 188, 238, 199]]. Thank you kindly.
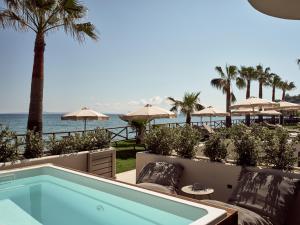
[[0, 163, 236, 225]]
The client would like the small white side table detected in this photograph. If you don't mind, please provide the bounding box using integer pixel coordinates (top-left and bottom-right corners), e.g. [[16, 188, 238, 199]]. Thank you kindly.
[[181, 185, 214, 199]]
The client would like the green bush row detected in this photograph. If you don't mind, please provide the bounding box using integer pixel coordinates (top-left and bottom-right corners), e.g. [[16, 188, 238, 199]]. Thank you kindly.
[[204, 124, 297, 170], [144, 124, 298, 170], [0, 127, 111, 162], [144, 125, 201, 158]]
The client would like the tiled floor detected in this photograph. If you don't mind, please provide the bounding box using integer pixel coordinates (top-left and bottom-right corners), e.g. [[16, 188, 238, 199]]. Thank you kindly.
[[116, 169, 136, 184]]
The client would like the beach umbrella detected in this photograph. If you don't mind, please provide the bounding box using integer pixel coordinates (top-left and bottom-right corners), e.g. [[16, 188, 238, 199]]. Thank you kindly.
[[265, 101, 300, 111], [230, 97, 278, 110], [248, 0, 300, 20], [120, 104, 176, 121], [257, 110, 281, 116], [192, 106, 229, 124], [231, 108, 259, 124], [230, 97, 278, 123], [231, 108, 259, 116], [265, 101, 300, 124], [62, 107, 109, 131]]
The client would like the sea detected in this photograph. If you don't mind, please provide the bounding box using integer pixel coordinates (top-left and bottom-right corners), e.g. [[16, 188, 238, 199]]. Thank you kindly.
[[0, 113, 226, 135]]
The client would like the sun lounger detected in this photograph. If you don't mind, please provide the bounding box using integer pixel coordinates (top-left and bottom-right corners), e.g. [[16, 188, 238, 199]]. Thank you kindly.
[[262, 121, 282, 129]]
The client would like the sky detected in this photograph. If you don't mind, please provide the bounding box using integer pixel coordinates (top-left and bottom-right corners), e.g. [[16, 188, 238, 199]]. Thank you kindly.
[[0, 0, 300, 114]]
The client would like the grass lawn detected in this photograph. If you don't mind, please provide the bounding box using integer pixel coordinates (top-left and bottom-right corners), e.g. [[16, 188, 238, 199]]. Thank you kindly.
[[116, 158, 136, 173], [113, 140, 145, 174]]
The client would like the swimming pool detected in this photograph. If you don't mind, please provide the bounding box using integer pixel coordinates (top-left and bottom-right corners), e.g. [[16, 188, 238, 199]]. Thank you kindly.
[[0, 165, 226, 225]]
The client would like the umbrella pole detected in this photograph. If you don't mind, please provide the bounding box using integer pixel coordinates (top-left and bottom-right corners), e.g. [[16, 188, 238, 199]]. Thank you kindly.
[[84, 119, 87, 133], [210, 116, 212, 127]]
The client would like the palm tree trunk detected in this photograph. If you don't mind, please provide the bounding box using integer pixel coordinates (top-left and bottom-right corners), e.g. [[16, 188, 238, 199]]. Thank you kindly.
[[226, 87, 231, 127], [282, 90, 286, 101], [245, 81, 250, 126], [259, 82, 263, 99], [246, 81, 250, 99], [280, 91, 285, 124], [271, 85, 276, 124], [258, 82, 263, 123], [272, 86, 276, 102], [136, 126, 146, 144], [186, 112, 191, 125], [27, 33, 45, 134]]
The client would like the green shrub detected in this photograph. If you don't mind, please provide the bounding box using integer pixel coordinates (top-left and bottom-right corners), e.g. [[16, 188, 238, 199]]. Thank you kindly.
[[89, 128, 111, 149], [263, 128, 297, 170], [144, 126, 178, 155], [232, 130, 261, 167], [48, 135, 76, 155], [226, 124, 249, 139], [250, 124, 269, 141], [204, 133, 227, 162], [73, 130, 110, 152], [0, 127, 19, 162], [48, 129, 111, 155], [24, 130, 43, 159], [175, 125, 201, 158]]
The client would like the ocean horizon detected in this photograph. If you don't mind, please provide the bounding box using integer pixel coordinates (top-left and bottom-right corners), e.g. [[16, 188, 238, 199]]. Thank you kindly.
[[0, 113, 228, 134]]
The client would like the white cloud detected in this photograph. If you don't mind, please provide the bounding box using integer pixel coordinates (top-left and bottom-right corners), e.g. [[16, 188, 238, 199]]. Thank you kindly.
[[128, 100, 140, 106], [149, 96, 163, 105], [92, 96, 171, 113]]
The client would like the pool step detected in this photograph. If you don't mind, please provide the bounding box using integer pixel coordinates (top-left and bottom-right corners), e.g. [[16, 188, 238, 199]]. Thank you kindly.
[[0, 199, 42, 225], [0, 185, 25, 193], [0, 174, 15, 185]]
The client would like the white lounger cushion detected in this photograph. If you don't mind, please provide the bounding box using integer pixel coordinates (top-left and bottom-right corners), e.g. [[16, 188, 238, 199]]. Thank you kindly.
[[0, 199, 42, 225]]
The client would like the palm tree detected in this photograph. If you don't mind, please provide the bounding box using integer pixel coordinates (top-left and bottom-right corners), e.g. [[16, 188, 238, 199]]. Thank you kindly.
[[255, 65, 271, 122], [256, 65, 271, 99], [279, 81, 296, 101], [0, 0, 98, 134], [211, 65, 238, 127], [269, 74, 282, 102], [168, 92, 204, 124], [269, 73, 281, 123], [237, 66, 256, 125]]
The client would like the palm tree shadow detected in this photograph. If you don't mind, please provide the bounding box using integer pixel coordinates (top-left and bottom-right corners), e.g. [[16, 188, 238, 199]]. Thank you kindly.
[[137, 162, 183, 190], [229, 168, 287, 218]]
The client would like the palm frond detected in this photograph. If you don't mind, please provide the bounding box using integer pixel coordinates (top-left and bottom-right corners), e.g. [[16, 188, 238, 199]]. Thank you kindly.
[[0, 9, 36, 31], [288, 81, 296, 90], [270, 73, 281, 86], [228, 65, 238, 79], [1, 0, 98, 42], [215, 66, 225, 78], [169, 105, 178, 113], [169, 92, 203, 115], [195, 103, 205, 111], [231, 92, 236, 103], [211, 78, 225, 90], [236, 77, 246, 89], [67, 22, 98, 42], [167, 97, 177, 104]]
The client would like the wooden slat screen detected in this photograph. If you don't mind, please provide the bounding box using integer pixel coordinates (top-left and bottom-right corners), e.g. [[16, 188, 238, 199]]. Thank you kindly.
[[88, 150, 116, 178]]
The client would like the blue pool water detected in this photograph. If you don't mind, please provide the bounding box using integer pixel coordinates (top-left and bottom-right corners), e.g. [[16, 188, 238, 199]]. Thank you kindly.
[[0, 167, 208, 225]]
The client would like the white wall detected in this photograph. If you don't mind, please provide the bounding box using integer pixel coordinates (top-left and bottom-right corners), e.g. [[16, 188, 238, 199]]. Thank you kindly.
[[136, 152, 300, 202]]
